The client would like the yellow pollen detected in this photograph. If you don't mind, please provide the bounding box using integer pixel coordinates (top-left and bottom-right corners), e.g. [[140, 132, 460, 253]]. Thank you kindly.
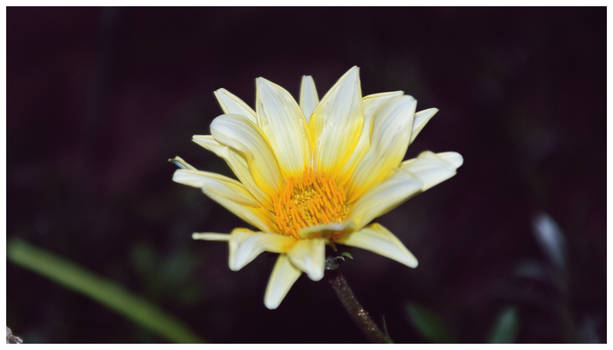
[[272, 168, 348, 238]]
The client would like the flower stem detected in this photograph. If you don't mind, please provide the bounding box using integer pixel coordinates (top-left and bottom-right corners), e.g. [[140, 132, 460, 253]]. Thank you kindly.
[[326, 269, 389, 343]]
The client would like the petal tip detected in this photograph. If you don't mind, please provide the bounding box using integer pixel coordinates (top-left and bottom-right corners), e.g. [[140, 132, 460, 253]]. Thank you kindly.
[[408, 258, 419, 268], [307, 271, 324, 281], [346, 65, 360, 79], [442, 152, 464, 168], [264, 297, 280, 310], [255, 76, 269, 87]]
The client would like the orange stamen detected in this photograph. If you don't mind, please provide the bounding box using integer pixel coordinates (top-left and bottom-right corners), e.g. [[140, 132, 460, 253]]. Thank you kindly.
[[272, 169, 348, 238]]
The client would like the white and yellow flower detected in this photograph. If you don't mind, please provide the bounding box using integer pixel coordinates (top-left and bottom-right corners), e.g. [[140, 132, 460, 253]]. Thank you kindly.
[[172, 66, 463, 309]]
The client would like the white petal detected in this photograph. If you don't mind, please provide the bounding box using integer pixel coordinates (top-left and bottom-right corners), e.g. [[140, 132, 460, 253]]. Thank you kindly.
[[192, 135, 270, 207], [438, 151, 464, 168], [362, 91, 405, 117], [410, 108, 438, 144], [348, 169, 423, 229], [264, 254, 302, 310], [369, 95, 417, 155], [214, 88, 257, 123], [286, 239, 326, 281], [210, 114, 282, 194], [401, 151, 463, 191], [346, 95, 417, 202], [299, 75, 319, 121], [173, 169, 256, 205], [228, 229, 295, 271], [337, 223, 418, 268], [173, 169, 274, 232], [255, 77, 310, 176], [309, 66, 364, 174], [192, 232, 230, 241], [338, 91, 404, 182]]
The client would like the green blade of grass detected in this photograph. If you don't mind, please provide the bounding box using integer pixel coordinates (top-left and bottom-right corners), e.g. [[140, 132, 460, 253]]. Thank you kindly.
[[7, 239, 202, 343]]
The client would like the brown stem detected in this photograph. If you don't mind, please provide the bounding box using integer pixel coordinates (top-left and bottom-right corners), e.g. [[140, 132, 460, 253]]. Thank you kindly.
[[326, 269, 389, 343]]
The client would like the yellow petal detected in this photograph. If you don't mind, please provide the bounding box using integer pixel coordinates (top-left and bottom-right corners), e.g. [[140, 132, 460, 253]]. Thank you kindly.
[[214, 88, 257, 123], [228, 228, 295, 271], [337, 223, 418, 268], [401, 151, 463, 190], [309, 66, 363, 174], [298, 221, 355, 239], [210, 114, 282, 194], [286, 238, 326, 281], [299, 75, 319, 122], [192, 135, 270, 208], [172, 169, 274, 232], [264, 254, 302, 310], [346, 95, 417, 202], [338, 91, 404, 182], [410, 108, 438, 144], [348, 169, 423, 229], [255, 77, 310, 176]]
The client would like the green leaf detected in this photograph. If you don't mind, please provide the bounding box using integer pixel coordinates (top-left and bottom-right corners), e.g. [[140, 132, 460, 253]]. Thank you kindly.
[[406, 303, 456, 343], [341, 252, 354, 260], [7, 239, 202, 343], [488, 307, 518, 343]]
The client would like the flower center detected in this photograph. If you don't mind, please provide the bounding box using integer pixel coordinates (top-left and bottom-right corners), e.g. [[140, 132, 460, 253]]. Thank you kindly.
[[272, 168, 348, 238]]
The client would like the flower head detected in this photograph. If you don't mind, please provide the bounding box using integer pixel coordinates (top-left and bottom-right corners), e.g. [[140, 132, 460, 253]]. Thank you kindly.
[[172, 66, 463, 309]]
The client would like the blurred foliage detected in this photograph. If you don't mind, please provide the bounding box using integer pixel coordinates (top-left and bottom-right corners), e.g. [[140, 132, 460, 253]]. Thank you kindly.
[[7, 239, 202, 343], [488, 307, 518, 343], [405, 303, 456, 343], [130, 242, 201, 305]]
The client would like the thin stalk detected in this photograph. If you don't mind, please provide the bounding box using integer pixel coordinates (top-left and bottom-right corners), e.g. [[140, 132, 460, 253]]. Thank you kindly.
[[326, 269, 389, 343]]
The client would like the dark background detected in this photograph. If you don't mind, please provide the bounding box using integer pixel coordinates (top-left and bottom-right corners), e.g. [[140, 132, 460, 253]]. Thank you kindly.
[[6, 7, 606, 343]]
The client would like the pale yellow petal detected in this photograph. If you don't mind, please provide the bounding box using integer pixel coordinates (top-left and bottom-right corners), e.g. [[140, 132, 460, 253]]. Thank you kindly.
[[348, 169, 423, 229], [298, 221, 355, 239], [308, 66, 363, 174], [172, 169, 274, 232], [264, 254, 302, 310], [286, 238, 326, 281], [410, 108, 438, 144], [401, 151, 463, 190], [228, 228, 295, 271], [210, 114, 282, 194], [192, 135, 270, 208], [192, 232, 230, 241], [214, 88, 257, 123], [338, 91, 404, 182], [255, 77, 310, 176], [336, 223, 418, 268], [437, 151, 464, 168], [346, 95, 417, 202], [299, 75, 318, 121], [173, 169, 256, 205], [362, 91, 405, 116]]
